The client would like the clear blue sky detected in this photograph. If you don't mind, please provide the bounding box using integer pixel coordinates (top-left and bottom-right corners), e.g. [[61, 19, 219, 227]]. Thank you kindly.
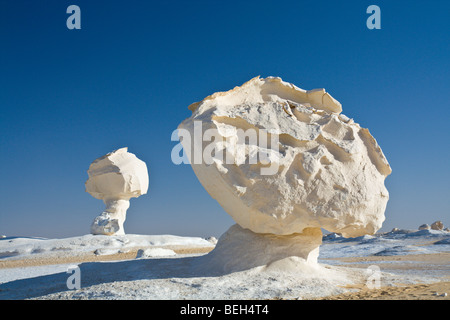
[[0, 0, 449, 238]]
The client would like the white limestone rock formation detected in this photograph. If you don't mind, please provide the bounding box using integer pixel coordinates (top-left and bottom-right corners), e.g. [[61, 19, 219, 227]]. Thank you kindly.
[[86, 147, 149, 235], [419, 224, 430, 230], [179, 76, 391, 272], [179, 76, 391, 236]]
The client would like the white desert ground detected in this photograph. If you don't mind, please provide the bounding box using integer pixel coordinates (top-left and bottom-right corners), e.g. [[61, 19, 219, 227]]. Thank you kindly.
[[0, 227, 449, 300]]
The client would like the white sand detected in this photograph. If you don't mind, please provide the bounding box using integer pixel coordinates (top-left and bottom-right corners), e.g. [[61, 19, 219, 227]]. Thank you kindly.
[[0, 229, 449, 300]]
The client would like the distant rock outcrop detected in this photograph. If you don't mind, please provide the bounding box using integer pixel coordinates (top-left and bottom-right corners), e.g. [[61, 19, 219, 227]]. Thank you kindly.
[[431, 221, 444, 231], [419, 221, 446, 231]]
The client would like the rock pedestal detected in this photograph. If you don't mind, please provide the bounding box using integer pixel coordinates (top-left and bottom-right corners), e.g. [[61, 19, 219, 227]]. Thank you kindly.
[[198, 224, 322, 274]]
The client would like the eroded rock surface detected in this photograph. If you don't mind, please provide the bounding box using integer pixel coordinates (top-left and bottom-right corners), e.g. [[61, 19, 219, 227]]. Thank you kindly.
[[179, 76, 391, 238]]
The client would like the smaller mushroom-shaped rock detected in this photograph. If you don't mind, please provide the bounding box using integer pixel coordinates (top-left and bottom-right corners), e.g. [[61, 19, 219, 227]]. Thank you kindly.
[[418, 224, 430, 230], [85, 148, 149, 235]]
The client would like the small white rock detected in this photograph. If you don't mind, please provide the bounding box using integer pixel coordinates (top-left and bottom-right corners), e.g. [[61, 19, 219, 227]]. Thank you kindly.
[[136, 248, 176, 258]]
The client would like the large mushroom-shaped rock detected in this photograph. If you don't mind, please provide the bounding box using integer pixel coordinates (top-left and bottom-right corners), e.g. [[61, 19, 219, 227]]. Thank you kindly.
[[179, 76, 391, 273], [85, 147, 149, 235]]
